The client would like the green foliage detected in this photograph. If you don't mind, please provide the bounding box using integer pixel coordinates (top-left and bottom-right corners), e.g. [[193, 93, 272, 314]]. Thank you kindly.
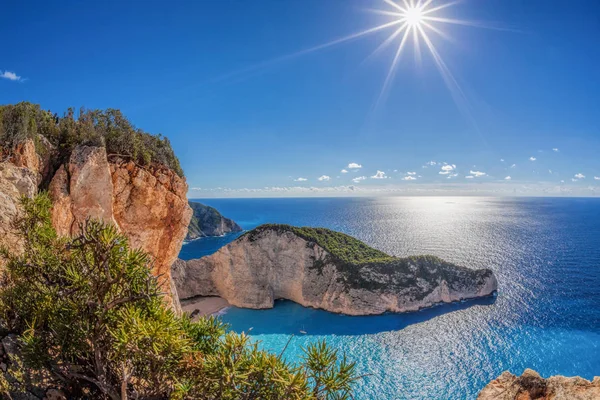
[[0, 195, 358, 399], [245, 224, 394, 265], [0, 102, 183, 176]]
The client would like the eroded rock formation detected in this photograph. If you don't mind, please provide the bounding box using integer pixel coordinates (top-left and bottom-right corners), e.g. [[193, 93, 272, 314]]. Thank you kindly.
[[0, 140, 191, 308], [478, 369, 600, 400], [0, 161, 38, 255], [173, 225, 497, 315], [48, 146, 192, 304]]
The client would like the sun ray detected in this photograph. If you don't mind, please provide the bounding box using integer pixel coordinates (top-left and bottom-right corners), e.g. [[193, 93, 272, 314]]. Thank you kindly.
[[412, 25, 422, 65], [375, 25, 413, 107], [362, 22, 409, 66], [421, 1, 462, 15], [383, 0, 406, 13], [416, 24, 478, 129], [422, 16, 518, 31], [365, 8, 404, 18], [421, 20, 454, 42]]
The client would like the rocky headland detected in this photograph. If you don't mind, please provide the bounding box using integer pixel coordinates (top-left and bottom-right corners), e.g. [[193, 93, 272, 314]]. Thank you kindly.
[[172, 224, 498, 315], [186, 201, 242, 241], [478, 369, 600, 400]]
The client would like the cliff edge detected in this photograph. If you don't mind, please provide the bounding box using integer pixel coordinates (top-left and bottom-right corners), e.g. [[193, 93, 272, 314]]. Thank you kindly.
[[173, 224, 497, 315]]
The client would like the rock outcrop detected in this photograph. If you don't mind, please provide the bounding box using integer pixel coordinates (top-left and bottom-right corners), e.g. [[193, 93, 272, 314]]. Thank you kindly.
[[0, 160, 38, 256], [48, 146, 192, 303], [186, 201, 242, 240], [0, 139, 192, 308], [478, 369, 600, 400], [173, 224, 497, 315]]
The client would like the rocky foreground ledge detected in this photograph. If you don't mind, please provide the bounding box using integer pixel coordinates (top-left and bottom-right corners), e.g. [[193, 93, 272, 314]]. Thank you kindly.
[[173, 224, 497, 315], [478, 369, 600, 400]]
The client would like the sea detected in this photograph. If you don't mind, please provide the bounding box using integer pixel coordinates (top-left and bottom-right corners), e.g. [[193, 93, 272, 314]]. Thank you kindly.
[[180, 197, 600, 400]]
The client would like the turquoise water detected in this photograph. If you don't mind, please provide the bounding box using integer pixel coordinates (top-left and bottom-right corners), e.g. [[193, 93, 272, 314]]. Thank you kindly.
[[181, 197, 600, 399]]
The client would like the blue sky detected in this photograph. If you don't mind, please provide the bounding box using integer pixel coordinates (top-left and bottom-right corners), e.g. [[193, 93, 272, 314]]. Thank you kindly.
[[1, 0, 599, 197]]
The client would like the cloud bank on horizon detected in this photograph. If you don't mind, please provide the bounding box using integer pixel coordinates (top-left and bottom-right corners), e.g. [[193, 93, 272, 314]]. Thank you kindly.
[[190, 148, 600, 197]]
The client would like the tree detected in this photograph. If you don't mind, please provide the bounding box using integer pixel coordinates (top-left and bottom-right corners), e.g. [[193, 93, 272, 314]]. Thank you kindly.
[[0, 194, 358, 399]]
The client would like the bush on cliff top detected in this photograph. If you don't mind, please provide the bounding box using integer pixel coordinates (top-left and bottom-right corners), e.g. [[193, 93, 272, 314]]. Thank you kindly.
[[0, 102, 183, 177], [0, 194, 358, 399]]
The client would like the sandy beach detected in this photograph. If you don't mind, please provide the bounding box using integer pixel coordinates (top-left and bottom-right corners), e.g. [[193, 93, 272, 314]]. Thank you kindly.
[[181, 296, 230, 318]]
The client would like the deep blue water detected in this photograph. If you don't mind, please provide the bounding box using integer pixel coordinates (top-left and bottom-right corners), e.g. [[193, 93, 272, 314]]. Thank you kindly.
[[181, 197, 600, 399]]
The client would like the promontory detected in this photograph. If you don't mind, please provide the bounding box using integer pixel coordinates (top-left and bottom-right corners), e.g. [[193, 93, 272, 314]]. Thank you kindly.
[[172, 224, 498, 315]]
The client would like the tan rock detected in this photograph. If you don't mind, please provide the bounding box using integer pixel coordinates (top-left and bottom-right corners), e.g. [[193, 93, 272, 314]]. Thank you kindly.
[[173, 227, 497, 315], [110, 159, 192, 299], [48, 147, 192, 306], [478, 369, 600, 400], [49, 146, 117, 236], [0, 161, 38, 255]]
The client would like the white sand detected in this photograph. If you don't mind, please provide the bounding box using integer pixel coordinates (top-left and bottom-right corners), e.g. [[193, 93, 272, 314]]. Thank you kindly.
[[181, 296, 229, 318]]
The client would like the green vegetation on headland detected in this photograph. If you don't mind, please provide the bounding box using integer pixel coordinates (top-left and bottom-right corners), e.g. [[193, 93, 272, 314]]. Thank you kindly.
[[0, 195, 358, 399], [244, 224, 395, 265], [0, 102, 183, 176]]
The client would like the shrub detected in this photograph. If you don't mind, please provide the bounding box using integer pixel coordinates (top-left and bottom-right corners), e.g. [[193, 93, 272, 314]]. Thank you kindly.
[[0, 194, 357, 399], [0, 102, 183, 176]]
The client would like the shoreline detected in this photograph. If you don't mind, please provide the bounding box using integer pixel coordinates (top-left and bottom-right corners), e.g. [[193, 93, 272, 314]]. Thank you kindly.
[[181, 296, 230, 318]]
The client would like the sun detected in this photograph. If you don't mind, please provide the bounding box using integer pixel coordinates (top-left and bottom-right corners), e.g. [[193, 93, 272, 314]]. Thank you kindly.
[[403, 6, 425, 27]]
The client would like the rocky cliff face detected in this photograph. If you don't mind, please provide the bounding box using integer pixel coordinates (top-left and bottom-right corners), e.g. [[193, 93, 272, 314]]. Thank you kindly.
[[186, 201, 242, 240], [0, 161, 38, 256], [48, 146, 192, 305], [173, 225, 497, 315], [0, 140, 191, 309], [478, 369, 600, 400]]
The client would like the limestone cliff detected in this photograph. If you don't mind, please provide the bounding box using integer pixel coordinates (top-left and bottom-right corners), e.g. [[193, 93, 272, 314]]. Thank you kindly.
[[186, 201, 242, 240], [0, 161, 38, 255], [48, 146, 192, 305], [478, 369, 600, 400], [0, 137, 192, 308], [173, 224, 497, 315]]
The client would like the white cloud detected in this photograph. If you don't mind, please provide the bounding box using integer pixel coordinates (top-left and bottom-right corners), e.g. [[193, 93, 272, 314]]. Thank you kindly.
[[500, 159, 505, 162], [371, 170, 387, 179], [190, 187, 202, 191], [553, 148, 559, 152], [439, 164, 456, 175], [340, 169, 348, 174], [407, 171, 416, 175], [347, 163, 362, 169], [529, 157, 537, 161], [423, 161, 437, 167], [469, 170, 487, 177], [1, 70, 22, 81], [294, 177, 308, 182], [504, 176, 512, 180], [465, 176, 474, 179], [548, 169, 552, 174], [447, 173, 458, 179], [595, 177, 600, 180], [574, 173, 585, 179], [318, 175, 330, 181], [402, 176, 417, 181], [510, 164, 517, 168], [352, 176, 366, 183], [572, 178, 578, 182]]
